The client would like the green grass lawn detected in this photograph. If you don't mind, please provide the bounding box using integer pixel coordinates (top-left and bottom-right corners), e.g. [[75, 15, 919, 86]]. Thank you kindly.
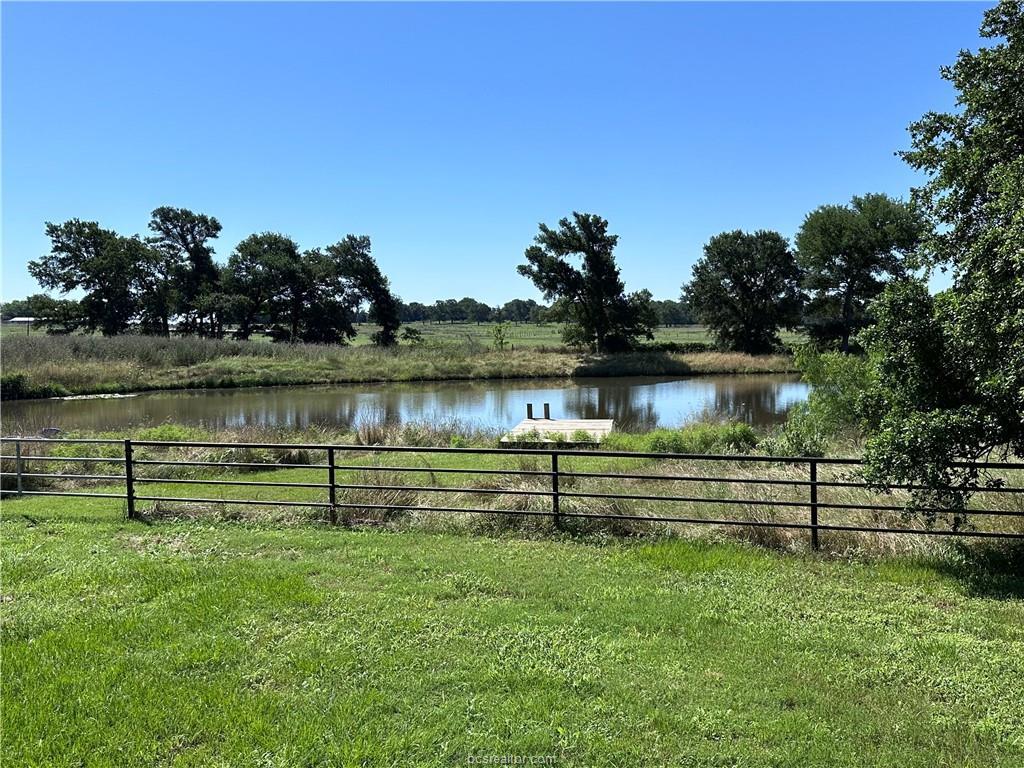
[[3, 490, 1023, 766]]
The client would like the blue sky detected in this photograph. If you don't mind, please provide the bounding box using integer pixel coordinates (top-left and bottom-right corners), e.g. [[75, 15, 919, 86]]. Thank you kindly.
[[2, 2, 984, 305]]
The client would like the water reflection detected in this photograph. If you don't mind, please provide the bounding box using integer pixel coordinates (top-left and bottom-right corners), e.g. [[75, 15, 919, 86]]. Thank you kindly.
[[2, 375, 809, 434]]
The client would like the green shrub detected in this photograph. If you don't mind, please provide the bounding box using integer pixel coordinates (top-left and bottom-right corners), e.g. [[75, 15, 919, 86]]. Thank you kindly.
[[792, 345, 873, 435], [49, 440, 125, 461], [640, 341, 714, 354], [134, 424, 207, 443], [603, 422, 757, 455], [544, 432, 570, 446], [570, 429, 595, 444], [0, 374, 66, 400], [756, 345, 874, 457], [758, 405, 828, 457], [508, 429, 542, 445]]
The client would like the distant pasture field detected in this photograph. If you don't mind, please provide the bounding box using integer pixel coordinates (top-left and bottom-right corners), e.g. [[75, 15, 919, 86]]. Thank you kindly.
[[337, 322, 806, 349], [1, 320, 806, 348], [0, 322, 38, 337]]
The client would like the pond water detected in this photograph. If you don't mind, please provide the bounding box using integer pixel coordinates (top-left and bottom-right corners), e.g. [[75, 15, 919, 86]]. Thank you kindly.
[[2, 374, 809, 434]]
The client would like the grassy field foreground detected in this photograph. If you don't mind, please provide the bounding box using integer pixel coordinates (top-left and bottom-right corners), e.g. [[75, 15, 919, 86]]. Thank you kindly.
[[0, 331, 796, 399], [2, 493, 1023, 766]]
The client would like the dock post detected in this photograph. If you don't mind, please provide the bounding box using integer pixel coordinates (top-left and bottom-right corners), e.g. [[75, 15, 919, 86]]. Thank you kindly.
[[543, 403, 551, 419], [526, 403, 534, 420]]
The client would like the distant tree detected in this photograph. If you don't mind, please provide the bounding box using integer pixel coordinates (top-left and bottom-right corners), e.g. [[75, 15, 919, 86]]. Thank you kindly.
[[429, 299, 460, 324], [136, 245, 182, 336], [29, 220, 155, 336], [517, 212, 655, 352], [225, 233, 401, 345], [399, 301, 429, 323], [0, 298, 34, 320], [322, 236, 401, 346], [299, 247, 360, 344], [651, 299, 693, 326], [1, 294, 84, 334], [224, 233, 303, 340], [147, 207, 223, 336], [427, 300, 447, 323], [795, 193, 924, 352], [456, 297, 494, 324], [499, 298, 542, 323], [858, 1, 1024, 515], [192, 286, 233, 339], [528, 303, 550, 323], [32, 295, 85, 334], [683, 230, 804, 354]]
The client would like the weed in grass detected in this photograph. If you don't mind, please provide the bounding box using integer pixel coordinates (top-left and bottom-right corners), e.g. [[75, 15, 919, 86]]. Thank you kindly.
[[602, 422, 758, 454]]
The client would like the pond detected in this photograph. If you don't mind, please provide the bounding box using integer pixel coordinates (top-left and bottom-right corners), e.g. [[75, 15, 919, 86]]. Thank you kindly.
[[2, 374, 809, 434]]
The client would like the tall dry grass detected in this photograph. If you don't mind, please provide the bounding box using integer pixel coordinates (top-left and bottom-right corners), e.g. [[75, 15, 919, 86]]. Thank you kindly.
[[7, 417, 1021, 556], [1, 334, 797, 399]]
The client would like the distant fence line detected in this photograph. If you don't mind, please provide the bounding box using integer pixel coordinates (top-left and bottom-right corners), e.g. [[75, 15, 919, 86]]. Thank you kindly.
[[2, 436, 1024, 549]]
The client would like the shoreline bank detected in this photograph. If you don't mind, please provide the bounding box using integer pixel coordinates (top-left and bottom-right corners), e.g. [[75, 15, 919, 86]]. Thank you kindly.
[[1, 346, 798, 401]]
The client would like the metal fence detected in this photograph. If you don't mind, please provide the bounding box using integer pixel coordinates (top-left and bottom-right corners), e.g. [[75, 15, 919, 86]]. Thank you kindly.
[[3, 436, 1024, 549]]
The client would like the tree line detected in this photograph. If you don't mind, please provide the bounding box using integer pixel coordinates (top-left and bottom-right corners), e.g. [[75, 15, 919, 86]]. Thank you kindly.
[[20, 209, 403, 345], [515, 192, 923, 354], [7, 208, 694, 341], [5, 192, 926, 356], [392, 297, 691, 327], [2, 285, 695, 336]]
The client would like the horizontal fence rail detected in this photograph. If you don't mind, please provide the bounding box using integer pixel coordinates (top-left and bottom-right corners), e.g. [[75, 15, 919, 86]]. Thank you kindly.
[[2, 436, 1024, 548]]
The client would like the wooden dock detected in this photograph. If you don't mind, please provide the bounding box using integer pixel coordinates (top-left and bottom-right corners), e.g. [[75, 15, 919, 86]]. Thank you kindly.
[[501, 418, 614, 444]]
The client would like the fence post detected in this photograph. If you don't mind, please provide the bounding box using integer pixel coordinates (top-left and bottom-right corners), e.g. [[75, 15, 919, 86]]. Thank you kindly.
[[15, 440, 23, 497], [124, 439, 136, 520], [809, 459, 819, 551], [327, 447, 337, 525], [551, 451, 561, 529]]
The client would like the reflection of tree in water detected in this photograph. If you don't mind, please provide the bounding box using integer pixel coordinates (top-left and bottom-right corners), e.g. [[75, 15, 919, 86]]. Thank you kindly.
[[562, 385, 659, 431], [563, 375, 803, 430], [2, 375, 807, 435], [708, 377, 786, 426]]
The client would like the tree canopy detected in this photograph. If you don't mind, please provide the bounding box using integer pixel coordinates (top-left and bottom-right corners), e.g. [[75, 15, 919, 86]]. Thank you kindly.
[[29, 220, 156, 336], [26, 210, 402, 347], [517, 212, 654, 352], [795, 193, 924, 352], [322, 236, 401, 346], [221, 233, 401, 345], [223, 233, 303, 340], [859, 0, 1024, 513], [683, 230, 803, 354], [147, 207, 223, 336]]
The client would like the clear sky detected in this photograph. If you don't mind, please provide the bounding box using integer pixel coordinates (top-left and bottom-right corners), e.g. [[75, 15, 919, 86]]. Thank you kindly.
[[1, 1, 985, 305]]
